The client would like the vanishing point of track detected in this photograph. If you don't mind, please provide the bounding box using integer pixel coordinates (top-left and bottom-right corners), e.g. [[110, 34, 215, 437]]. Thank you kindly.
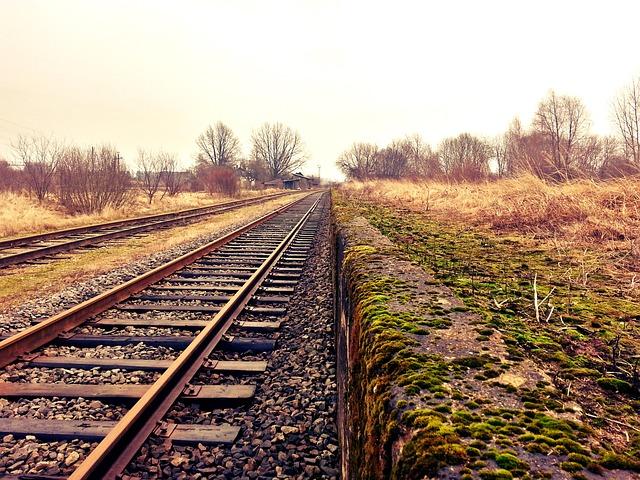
[[0, 191, 293, 269], [0, 191, 327, 479]]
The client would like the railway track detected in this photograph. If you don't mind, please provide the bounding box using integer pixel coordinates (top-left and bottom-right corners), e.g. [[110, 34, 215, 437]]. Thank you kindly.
[[0, 191, 328, 479], [0, 191, 294, 269]]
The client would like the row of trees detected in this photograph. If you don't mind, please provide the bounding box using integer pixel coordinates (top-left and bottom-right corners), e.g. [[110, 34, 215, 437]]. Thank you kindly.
[[0, 121, 308, 213], [338, 78, 640, 182], [194, 122, 306, 182], [3, 136, 138, 213]]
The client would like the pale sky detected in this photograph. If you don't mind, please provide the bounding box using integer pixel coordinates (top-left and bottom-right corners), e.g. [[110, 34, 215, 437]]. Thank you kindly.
[[1, 0, 639, 180]]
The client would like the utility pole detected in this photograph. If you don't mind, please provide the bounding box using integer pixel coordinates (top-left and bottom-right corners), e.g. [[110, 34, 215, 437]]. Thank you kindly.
[[317, 163, 321, 184]]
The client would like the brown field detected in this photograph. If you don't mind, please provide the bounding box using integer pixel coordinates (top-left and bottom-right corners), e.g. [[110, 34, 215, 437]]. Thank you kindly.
[[0, 189, 282, 239], [342, 175, 640, 279]]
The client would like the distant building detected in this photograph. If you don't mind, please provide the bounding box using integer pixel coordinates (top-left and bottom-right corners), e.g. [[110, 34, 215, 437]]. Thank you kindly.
[[263, 172, 319, 190]]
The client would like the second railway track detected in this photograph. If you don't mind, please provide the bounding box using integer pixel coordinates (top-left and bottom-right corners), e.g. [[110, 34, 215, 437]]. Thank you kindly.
[[0, 191, 295, 269], [0, 191, 328, 479]]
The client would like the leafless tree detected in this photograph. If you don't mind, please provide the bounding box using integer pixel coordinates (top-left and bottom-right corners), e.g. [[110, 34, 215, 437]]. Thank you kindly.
[[593, 136, 634, 178], [336, 143, 380, 180], [196, 122, 241, 167], [12, 134, 63, 201], [503, 117, 525, 176], [57, 145, 132, 213], [377, 140, 410, 178], [400, 134, 440, 179], [159, 152, 183, 196], [438, 133, 490, 181], [137, 149, 165, 204], [491, 134, 509, 177], [238, 158, 271, 185], [250, 122, 306, 179], [613, 77, 640, 168], [533, 91, 590, 180], [0, 159, 23, 192]]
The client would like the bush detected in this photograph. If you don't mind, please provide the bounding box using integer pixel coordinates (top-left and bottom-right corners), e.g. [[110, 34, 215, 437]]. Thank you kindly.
[[196, 165, 240, 196], [0, 160, 23, 192], [57, 145, 133, 213]]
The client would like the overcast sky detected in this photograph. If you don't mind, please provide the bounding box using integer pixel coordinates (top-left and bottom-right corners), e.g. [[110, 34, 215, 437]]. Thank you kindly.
[[1, 0, 639, 180]]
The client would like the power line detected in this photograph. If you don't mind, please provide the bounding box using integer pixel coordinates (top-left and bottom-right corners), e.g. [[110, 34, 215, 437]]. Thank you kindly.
[[0, 117, 38, 132]]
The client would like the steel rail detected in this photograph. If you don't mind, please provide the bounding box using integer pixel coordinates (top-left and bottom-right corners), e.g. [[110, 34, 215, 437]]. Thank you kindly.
[[0, 193, 314, 368], [0, 192, 297, 268], [70, 194, 323, 480], [0, 191, 291, 250]]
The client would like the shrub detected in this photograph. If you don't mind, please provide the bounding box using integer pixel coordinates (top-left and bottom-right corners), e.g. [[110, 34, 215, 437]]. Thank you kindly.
[[57, 145, 132, 213], [196, 164, 240, 196]]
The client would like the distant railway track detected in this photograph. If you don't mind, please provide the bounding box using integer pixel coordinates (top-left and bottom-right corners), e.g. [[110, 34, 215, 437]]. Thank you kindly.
[[0, 191, 295, 269], [0, 191, 326, 479]]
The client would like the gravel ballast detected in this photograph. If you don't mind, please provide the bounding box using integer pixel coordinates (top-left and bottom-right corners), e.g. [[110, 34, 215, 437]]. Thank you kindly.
[[0, 196, 339, 478], [124, 201, 339, 479], [0, 205, 297, 335]]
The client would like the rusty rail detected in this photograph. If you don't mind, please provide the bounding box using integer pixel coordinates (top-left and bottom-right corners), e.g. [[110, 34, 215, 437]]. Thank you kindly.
[[0, 191, 291, 250], [0, 191, 296, 268], [69, 195, 322, 479], [0, 194, 313, 368]]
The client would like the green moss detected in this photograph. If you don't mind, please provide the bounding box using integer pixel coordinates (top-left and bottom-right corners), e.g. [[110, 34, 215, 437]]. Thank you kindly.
[[495, 452, 529, 471], [560, 462, 584, 472], [393, 429, 467, 479], [469, 422, 495, 440], [567, 453, 591, 466], [478, 469, 514, 480], [600, 453, 640, 471], [596, 377, 634, 395], [466, 447, 481, 457]]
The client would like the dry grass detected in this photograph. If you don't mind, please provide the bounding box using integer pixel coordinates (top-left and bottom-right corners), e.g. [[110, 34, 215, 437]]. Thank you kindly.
[[343, 175, 640, 242], [0, 189, 282, 239], [341, 175, 640, 283], [0, 193, 306, 311]]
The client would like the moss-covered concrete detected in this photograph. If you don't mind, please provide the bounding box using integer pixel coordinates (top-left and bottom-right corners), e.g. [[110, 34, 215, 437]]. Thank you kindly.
[[333, 191, 640, 480]]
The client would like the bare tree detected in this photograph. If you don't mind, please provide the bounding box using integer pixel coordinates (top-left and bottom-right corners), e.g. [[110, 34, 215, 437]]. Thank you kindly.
[[377, 140, 410, 178], [137, 149, 165, 204], [12, 134, 63, 201], [438, 133, 490, 181], [196, 122, 241, 167], [400, 134, 440, 179], [337, 143, 380, 180], [491, 134, 509, 177], [250, 122, 306, 179], [238, 158, 271, 185], [503, 117, 525, 176], [599, 136, 636, 177], [159, 152, 183, 196], [533, 91, 590, 180], [613, 77, 640, 168], [57, 145, 132, 213], [0, 158, 23, 192]]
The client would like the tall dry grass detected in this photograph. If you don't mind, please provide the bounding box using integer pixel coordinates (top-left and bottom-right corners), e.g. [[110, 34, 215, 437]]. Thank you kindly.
[[341, 175, 640, 275], [0, 189, 281, 239]]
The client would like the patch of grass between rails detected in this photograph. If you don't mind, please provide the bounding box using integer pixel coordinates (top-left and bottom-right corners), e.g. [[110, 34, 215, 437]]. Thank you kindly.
[[0, 195, 305, 312]]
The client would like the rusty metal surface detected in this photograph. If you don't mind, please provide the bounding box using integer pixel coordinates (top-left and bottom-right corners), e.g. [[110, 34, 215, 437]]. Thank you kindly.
[[0, 195, 312, 368], [69, 194, 322, 480], [0, 191, 291, 250], [0, 191, 296, 267]]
